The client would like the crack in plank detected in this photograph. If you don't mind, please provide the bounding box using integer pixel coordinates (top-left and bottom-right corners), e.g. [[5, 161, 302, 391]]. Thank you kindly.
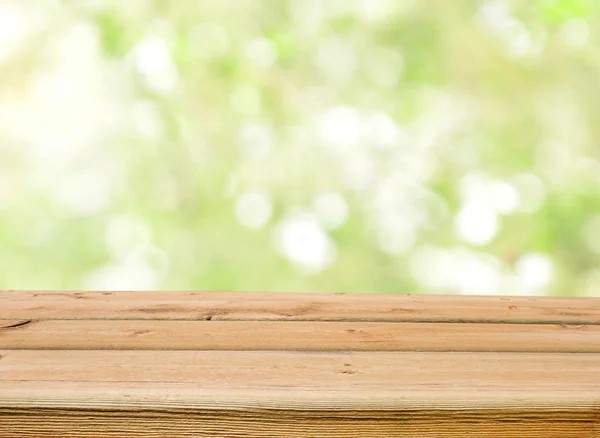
[[0, 320, 33, 329]]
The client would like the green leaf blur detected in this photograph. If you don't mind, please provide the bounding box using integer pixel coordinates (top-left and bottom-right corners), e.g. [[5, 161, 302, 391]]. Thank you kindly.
[[0, 0, 599, 297]]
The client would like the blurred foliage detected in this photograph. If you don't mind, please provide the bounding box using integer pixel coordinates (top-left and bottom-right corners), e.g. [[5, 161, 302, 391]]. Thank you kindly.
[[0, 0, 600, 296]]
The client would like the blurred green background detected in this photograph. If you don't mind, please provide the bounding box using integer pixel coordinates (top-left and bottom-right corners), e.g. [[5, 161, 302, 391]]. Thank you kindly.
[[1, 0, 599, 296]]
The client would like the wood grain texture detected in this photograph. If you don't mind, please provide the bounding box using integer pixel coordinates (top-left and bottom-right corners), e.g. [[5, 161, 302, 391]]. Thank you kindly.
[[3, 350, 600, 391], [2, 410, 597, 438], [1, 291, 600, 437], [2, 291, 600, 323], [1, 409, 597, 438], [1, 351, 599, 437], [2, 319, 600, 352]]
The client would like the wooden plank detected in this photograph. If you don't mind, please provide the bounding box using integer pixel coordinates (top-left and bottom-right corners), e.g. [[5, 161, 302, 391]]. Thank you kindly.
[[0, 405, 596, 438], [2, 319, 600, 352], [0, 350, 599, 437], [3, 291, 599, 308], [2, 291, 599, 324], [2, 350, 599, 397], [2, 292, 600, 437], [1, 407, 596, 438]]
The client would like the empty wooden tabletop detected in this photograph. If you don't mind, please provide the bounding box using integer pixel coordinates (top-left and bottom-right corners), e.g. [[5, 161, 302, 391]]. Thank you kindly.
[[1, 291, 599, 437]]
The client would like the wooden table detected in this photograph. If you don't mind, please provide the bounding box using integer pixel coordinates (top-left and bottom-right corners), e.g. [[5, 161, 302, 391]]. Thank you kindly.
[[1, 291, 599, 437]]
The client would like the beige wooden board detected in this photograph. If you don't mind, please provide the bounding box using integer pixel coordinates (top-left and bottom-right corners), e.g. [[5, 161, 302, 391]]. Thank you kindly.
[[2, 319, 600, 352], [2, 291, 600, 323], [2, 291, 600, 437], [1, 350, 599, 437], [3, 350, 600, 393]]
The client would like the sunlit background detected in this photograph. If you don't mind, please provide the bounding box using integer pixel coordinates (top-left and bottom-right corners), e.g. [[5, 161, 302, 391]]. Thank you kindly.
[[1, 0, 599, 296]]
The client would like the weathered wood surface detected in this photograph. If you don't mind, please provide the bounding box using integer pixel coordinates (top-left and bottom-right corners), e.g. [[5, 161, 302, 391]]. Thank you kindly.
[[2, 291, 600, 323], [2, 319, 600, 352], [1, 291, 599, 437]]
